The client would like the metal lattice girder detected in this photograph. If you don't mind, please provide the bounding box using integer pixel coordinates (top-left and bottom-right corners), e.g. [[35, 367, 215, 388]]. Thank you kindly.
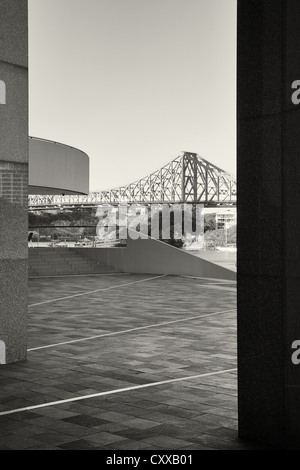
[[28, 152, 236, 209]]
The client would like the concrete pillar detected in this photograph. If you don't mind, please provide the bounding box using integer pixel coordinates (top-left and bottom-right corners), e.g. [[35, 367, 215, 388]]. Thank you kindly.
[[0, 1, 28, 363], [237, 0, 300, 449]]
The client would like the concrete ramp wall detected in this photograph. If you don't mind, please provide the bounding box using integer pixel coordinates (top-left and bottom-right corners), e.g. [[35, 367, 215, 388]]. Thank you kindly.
[[76, 237, 236, 281]]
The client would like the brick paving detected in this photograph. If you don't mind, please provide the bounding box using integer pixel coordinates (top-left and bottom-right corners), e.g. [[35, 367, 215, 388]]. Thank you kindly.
[[0, 273, 276, 450]]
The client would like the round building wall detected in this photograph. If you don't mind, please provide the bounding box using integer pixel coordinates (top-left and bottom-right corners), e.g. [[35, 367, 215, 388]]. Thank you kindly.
[[29, 136, 89, 195]]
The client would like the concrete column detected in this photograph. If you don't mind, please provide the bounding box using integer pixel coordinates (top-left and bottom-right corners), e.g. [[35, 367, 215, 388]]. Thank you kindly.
[[237, 0, 300, 449], [0, 1, 28, 363]]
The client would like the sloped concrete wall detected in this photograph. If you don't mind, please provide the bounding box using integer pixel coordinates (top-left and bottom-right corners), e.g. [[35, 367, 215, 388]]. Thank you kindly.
[[124, 237, 236, 280], [77, 237, 236, 281]]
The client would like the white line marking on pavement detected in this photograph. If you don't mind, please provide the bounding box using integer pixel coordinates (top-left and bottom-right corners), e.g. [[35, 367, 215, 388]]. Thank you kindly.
[[180, 275, 236, 283], [27, 308, 236, 351], [0, 368, 237, 416], [29, 273, 129, 279], [28, 274, 167, 307]]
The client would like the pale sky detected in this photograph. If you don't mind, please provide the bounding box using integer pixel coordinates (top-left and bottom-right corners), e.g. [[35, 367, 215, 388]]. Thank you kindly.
[[28, 0, 237, 192]]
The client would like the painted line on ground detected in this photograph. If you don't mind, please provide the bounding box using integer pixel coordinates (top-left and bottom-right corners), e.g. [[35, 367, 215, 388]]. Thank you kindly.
[[0, 368, 237, 417], [27, 308, 236, 351], [200, 284, 237, 290], [29, 272, 129, 279], [177, 271, 236, 282], [28, 274, 167, 307]]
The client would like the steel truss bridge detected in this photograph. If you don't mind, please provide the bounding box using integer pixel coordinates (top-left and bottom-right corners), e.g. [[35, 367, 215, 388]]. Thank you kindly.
[[28, 152, 236, 210]]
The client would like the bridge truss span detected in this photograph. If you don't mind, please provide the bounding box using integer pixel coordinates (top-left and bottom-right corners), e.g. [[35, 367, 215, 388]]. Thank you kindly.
[[28, 152, 236, 209]]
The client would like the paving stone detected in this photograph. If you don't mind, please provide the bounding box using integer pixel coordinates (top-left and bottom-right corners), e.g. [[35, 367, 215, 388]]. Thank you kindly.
[[58, 439, 105, 450], [83, 431, 127, 445], [142, 435, 196, 449], [63, 415, 110, 428], [33, 431, 76, 446]]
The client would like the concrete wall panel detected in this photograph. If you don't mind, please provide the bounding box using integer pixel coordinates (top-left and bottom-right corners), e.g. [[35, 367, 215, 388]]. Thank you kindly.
[[0, 0, 28, 364]]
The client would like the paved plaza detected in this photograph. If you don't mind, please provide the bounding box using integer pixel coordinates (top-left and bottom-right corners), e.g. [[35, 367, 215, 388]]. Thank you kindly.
[[0, 273, 275, 450]]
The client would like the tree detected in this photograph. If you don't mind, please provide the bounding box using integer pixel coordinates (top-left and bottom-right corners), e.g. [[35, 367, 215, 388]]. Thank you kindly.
[[204, 213, 216, 232]]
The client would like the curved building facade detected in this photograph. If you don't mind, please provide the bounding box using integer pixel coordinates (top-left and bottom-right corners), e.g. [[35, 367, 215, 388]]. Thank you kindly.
[[29, 136, 89, 195]]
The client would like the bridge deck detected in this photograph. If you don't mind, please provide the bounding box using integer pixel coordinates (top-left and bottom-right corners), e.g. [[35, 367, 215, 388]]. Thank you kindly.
[[0, 274, 273, 450]]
